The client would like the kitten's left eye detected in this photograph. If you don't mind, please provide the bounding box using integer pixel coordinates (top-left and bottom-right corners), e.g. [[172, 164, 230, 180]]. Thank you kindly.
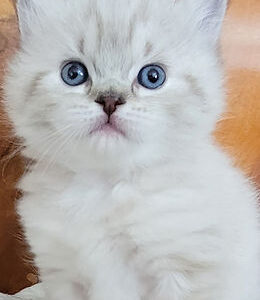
[[137, 65, 166, 89], [61, 61, 89, 86]]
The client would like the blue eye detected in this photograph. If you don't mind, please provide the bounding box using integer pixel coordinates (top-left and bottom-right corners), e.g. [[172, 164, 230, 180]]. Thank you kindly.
[[61, 61, 88, 86], [137, 65, 166, 89]]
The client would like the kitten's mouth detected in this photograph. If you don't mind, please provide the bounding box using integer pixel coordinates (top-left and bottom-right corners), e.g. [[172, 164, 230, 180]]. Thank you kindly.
[[89, 119, 126, 137]]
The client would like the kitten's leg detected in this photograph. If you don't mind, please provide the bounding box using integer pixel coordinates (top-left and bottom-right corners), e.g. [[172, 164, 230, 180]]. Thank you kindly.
[[147, 272, 192, 300], [89, 272, 141, 300], [81, 244, 141, 300], [88, 263, 141, 300]]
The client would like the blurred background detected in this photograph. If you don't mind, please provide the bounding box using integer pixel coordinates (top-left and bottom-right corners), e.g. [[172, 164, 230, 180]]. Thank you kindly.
[[0, 0, 259, 295]]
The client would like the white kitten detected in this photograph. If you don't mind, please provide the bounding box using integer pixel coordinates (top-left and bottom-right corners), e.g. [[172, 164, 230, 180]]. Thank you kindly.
[[2, 0, 259, 299]]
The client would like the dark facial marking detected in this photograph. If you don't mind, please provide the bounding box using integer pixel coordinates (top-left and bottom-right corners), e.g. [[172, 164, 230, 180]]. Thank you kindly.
[[185, 75, 204, 98], [144, 42, 153, 57], [78, 38, 85, 55]]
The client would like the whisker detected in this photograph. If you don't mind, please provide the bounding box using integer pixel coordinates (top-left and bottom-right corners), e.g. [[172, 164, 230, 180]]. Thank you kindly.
[[32, 126, 74, 170], [40, 127, 79, 175]]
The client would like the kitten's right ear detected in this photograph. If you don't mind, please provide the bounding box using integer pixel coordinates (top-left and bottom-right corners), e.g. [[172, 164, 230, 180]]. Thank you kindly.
[[15, 0, 40, 41]]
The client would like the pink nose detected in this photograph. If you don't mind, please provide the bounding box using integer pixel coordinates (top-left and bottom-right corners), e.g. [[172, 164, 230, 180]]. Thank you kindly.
[[95, 95, 126, 117]]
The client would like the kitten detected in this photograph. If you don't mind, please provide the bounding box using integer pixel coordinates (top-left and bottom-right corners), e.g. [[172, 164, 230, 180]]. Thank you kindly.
[[2, 0, 260, 299]]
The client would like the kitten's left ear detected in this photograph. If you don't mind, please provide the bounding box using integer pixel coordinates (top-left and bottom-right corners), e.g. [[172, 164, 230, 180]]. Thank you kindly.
[[13, 0, 43, 42], [197, 0, 228, 45]]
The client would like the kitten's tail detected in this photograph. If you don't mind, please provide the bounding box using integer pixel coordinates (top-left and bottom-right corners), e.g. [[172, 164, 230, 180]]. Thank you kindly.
[[0, 283, 44, 300]]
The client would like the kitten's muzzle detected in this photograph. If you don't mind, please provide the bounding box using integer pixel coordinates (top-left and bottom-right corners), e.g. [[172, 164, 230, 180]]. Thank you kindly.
[[95, 94, 126, 117]]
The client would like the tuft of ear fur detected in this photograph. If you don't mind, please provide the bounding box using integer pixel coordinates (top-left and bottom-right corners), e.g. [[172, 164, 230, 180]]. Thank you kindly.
[[16, 0, 42, 40], [197, 0, 228, 45]]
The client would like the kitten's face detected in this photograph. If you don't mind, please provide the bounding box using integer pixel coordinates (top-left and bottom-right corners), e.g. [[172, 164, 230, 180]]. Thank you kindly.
[[6, 0, 226, 168]]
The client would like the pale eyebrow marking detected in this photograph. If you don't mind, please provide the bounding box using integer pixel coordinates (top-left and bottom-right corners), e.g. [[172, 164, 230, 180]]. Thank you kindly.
[[185, 75, 204, 98], [78, 38, 85, 55], [144, 42, 153, 57]]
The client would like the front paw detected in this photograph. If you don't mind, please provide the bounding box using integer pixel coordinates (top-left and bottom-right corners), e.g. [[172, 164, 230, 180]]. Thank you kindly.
[[148, 273, 190, 300], [90, 291, 141, 300]]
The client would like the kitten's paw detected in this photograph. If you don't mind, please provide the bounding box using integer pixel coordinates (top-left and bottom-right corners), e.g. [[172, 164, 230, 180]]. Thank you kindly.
[[90, 291, 140, 300], [148, 273, 190, 300]]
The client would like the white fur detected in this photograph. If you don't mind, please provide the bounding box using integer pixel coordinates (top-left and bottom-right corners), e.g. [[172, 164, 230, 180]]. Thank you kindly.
[[2, 0, 260, 299]]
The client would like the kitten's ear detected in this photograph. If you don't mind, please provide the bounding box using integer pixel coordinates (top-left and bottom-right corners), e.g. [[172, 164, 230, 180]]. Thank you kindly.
[[197, 0, 228, 45], [15, 0, 41, 41]]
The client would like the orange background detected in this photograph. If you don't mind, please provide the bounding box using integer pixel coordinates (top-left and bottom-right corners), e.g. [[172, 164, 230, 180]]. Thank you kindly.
[[217, 0, 260, 182], [0, 0, 259, 294]]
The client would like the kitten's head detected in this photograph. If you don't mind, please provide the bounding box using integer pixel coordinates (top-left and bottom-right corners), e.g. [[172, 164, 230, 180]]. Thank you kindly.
[[5, 0, 227, 170]]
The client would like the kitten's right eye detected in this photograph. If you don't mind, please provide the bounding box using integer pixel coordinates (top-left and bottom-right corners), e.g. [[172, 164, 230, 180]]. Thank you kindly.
[[137, 64, 166, 89], [61, 61, 89, 86]]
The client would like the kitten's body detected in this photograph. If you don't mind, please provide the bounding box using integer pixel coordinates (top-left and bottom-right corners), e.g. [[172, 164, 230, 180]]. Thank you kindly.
[[17, 144, 259, 300], [2, 0, 260, 299]]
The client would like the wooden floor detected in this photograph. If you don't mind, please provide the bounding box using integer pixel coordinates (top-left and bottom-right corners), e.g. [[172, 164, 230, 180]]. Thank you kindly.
[[0, 0, 259, 294]]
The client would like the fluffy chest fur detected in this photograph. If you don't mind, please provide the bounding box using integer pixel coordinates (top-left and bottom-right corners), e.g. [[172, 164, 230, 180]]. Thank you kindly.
[[17, 149, 259, 299]]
